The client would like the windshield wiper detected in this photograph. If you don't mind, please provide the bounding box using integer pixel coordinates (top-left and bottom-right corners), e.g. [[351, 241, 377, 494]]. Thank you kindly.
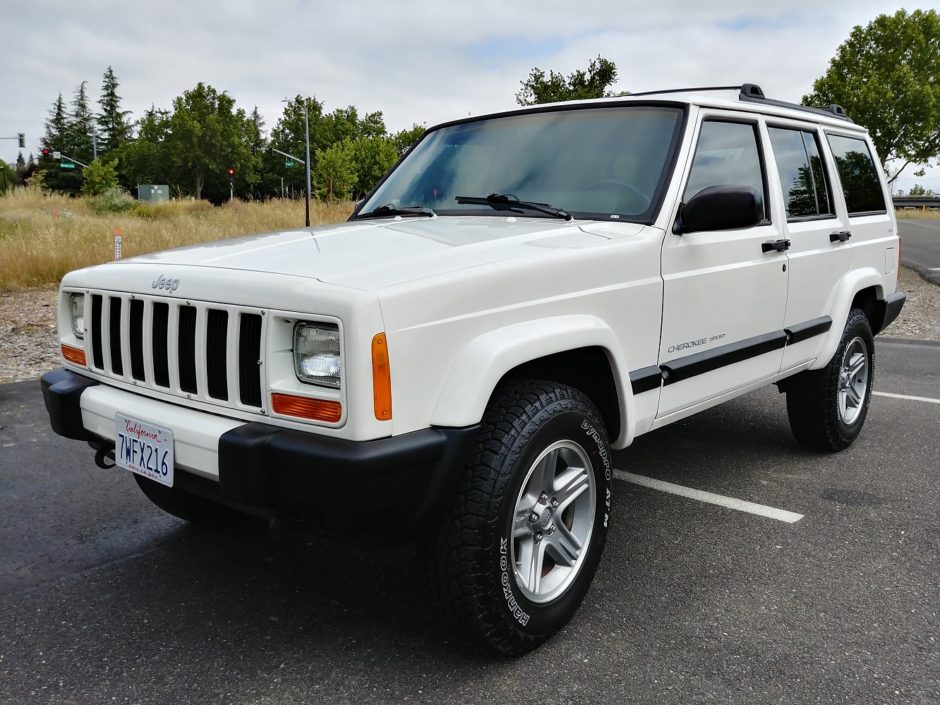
[[355, 204, 436, 220], [455, 193, 572, 221]]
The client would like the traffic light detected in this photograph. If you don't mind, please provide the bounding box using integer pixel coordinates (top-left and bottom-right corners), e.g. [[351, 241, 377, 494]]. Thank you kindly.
[[17, 133, 25, 149], [227, 167, 235, 177], [41, 147, 50, 157]]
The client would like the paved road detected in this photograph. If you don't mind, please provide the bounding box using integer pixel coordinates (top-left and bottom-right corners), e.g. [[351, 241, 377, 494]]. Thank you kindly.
[[1, 340, 938, 705], [899, 219, 940, 284]]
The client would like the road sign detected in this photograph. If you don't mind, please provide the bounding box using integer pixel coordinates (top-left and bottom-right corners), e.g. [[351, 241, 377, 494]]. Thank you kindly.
[[60, 162, 76, 170], [53, 151, 61, 159], [285, 160, 295, 167]]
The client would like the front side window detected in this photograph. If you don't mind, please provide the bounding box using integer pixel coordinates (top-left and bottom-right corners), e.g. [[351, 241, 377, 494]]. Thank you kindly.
[[826, 134, 886, 215], [768, 127, 833, 219], [683, 120, 767, 219], [359, 105, 684, 223]]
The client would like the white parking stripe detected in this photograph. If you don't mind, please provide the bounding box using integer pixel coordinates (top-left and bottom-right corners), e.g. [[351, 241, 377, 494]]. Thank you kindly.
[[613, 470, 804, 523], [874, 391, 940, 405]]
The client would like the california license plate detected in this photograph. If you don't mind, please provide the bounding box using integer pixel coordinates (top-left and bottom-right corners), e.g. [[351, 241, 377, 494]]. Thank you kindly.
[[115, 414, 174, 487]]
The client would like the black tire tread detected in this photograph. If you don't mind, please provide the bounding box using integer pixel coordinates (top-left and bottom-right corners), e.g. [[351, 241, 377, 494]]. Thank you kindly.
[[786, 308, 874, 452], [423, 379, 606, 656]]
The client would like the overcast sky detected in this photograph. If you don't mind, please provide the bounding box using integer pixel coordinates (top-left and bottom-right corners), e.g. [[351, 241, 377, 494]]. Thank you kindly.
[[4, 0, 937, 192]]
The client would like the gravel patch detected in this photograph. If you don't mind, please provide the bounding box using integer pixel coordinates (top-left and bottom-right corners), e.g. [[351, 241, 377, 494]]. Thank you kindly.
[[1, 269, 937, 384], [0, 286, 58, 384]]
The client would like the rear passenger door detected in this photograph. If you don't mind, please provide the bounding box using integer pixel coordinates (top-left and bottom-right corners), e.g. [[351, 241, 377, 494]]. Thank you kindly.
[[658, 116, 789, 419], [765, 124, 849, 369]]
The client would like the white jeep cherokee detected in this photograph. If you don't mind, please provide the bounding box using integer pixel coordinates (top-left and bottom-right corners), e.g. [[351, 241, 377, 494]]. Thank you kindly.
[[42, 84, 905, 655]]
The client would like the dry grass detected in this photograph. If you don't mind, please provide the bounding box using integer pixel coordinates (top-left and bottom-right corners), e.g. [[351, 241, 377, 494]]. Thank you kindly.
[[897, 209, 940, 220], [0, 187, 355, 290]]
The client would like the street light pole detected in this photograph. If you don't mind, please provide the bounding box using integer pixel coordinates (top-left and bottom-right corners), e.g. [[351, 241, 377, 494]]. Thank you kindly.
[[303, 102, 312, 228]]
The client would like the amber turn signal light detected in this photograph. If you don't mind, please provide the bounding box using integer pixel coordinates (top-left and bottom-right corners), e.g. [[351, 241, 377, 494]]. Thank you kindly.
[[372, 332, 392, 420], [61, 344, 87, 367], [271, 393, 342, 423]]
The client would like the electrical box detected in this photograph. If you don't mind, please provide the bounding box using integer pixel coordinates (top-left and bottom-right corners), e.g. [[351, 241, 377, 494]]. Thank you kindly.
[[137, 184, 169, 202]]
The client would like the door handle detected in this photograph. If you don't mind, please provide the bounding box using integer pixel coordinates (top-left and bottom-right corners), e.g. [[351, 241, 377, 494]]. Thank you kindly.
[[829, 230, 852, 243], [761, 239, 791, 253]]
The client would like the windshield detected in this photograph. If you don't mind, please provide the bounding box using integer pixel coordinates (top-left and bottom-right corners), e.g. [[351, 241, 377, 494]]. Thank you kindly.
[[360, 105, 684, 222]]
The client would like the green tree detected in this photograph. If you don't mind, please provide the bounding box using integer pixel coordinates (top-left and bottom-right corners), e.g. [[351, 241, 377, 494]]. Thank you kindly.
[[80, 158, 120, 196], [114, 106, 172, 189], [164, 83, 253, 200], [66, 81, 95, 163], [391, 124, 426, 156], [265, 95, 325, 198], [516, 55, 621, 106], [908, 183, 936, 197], [97, 66, 132, 153], [0, 159, 14, 194], [804, 9, 940, 183], [315, 139, 357, 200], [40, 93, 70, 192], [351, 135, 398, 197], [14, 153, 27, 186]]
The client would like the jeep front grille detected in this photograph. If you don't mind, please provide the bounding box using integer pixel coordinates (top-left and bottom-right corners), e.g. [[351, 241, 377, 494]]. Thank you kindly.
[[86, 292, 266, 411]]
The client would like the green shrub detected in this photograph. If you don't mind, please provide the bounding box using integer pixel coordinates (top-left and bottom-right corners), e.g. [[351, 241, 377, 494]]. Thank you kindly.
[[80, 159, 120, 197], [87, 187, 136, 214]]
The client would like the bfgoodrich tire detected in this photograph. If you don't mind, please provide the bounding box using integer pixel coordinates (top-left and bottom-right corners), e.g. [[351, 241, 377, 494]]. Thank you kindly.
[[785, 308, 875, 452], [424, 380, 612, 656]]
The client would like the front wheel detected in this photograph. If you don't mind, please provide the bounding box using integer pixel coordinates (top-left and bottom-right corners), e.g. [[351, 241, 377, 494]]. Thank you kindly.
[[785, 308, 875, 452], [424, 380, 612, 655]]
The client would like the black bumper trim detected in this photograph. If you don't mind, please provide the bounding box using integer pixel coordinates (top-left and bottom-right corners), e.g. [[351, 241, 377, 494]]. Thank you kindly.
[[218, 422, 479, 543], [878, 291, 906, 334], [41, 368, 100, 441]]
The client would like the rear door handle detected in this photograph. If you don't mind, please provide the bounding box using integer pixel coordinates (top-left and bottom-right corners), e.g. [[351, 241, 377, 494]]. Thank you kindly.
[[829, 230, 852, 243], [761, 239, 791, 253]]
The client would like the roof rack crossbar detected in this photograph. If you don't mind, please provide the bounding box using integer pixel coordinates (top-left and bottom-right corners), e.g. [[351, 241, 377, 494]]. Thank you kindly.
[[626, 83, 852, 122]]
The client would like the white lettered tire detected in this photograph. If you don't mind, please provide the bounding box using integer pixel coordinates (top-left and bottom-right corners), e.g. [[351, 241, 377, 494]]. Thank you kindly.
[[424, 380, 612, 655]]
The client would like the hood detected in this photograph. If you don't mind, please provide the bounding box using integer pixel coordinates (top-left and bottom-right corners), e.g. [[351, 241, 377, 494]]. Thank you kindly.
[[119, 216, 645, 291]]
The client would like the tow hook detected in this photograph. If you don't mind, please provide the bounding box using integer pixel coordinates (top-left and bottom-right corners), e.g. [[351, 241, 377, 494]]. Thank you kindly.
[[88, 441, 116, 469]]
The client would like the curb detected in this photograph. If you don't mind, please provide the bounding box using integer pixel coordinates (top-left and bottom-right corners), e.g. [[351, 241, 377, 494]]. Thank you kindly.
[[878, 337, 940, 349], [902, 260, 940, 287]]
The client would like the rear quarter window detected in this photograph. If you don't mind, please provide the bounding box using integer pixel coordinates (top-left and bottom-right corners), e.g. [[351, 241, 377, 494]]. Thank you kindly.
[[825, 134, 886, 215]]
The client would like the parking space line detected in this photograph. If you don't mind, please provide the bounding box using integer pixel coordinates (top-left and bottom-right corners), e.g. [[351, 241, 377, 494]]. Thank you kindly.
[[613, 470, 804, 523], [874, 391, 940, 405]]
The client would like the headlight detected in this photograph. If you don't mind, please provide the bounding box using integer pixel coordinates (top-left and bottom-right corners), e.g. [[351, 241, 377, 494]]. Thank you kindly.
[[293, 322, 341, 388], [70, 293, 85, 339]]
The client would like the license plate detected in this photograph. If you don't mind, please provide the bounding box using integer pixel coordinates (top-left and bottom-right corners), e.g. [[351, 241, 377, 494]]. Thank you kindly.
[[115, 414, 174, 487]]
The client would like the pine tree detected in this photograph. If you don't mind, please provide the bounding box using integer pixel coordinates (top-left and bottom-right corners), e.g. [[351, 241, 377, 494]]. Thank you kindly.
[[97, 66, 131, 153], [40, 93, 70, 192], [14, 153, 27, 185], [66, 81, 95, 163]]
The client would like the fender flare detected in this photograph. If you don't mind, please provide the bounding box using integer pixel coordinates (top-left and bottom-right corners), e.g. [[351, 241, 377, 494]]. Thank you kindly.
[[429, 315, 636, 445], [810, 267, 885, 370]]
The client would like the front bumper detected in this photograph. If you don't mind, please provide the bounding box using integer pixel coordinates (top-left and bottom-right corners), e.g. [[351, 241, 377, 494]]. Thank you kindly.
[[41, 368, 478, 544]]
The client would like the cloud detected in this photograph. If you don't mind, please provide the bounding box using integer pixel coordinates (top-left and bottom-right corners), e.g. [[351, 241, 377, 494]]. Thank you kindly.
[[4, 0, 937, 189]]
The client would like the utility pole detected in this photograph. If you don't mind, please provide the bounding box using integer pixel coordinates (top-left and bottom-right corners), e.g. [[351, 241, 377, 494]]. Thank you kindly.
[[303, 102, 312, 227], [282, 97, 313, 227]]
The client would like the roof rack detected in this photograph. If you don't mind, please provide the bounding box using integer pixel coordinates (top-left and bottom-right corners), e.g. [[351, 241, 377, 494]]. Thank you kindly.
[[628, 83, 852, 122]]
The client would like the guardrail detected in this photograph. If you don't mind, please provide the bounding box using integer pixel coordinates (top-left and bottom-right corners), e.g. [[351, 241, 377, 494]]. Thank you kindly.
[[893, 196, 940, 210]]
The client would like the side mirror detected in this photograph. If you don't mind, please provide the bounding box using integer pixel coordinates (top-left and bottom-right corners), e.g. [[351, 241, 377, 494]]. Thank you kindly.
[[674, 185, 763, 234]]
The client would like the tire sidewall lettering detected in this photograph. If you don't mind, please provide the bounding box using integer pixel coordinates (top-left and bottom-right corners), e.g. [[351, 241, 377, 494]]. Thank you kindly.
[[496, 405, 612, 633]]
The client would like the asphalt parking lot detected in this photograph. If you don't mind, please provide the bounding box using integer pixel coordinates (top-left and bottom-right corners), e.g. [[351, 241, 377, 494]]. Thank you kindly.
[[1, 339, 937, 705]]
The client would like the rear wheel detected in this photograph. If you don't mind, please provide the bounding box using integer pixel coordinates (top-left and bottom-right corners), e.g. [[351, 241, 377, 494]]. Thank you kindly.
[[424, 380, 612, 655], [785, 308, 874, 452]]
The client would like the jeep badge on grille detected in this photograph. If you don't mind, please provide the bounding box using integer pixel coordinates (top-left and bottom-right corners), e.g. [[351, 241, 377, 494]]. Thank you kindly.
[[152, 275, 180, 292]]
